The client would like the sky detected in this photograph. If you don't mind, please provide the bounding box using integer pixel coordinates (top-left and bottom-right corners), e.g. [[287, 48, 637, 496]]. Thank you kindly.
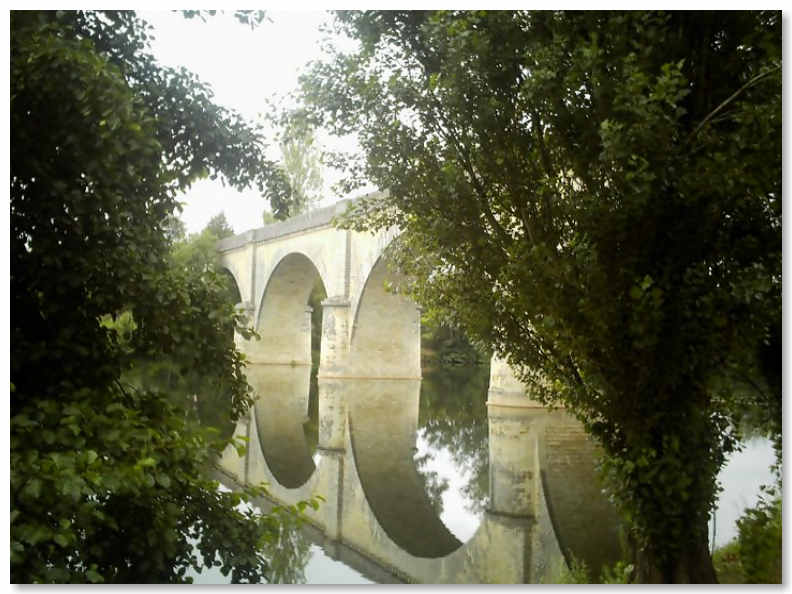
[[140, 10, 356, 235]]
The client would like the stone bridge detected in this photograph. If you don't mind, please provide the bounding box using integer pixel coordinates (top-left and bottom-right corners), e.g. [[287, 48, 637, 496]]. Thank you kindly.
[[215, 197, 621, 583], [217, 194, 414, 380]]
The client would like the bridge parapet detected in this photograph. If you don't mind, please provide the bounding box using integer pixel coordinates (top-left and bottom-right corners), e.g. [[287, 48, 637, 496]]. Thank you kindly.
[[217, 198, 356, 253]]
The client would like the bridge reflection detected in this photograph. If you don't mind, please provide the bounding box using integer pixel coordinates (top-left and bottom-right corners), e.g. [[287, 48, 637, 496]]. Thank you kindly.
[[247, 364, 316, 489], [218, 362, 621, 583], [346, 378, 461, 558]]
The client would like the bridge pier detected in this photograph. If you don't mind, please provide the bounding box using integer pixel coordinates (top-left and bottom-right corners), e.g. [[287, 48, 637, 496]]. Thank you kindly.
[[488, 354, 548, 408], [487, 405, 540, 519], [318, 296, 351, 378], [485, 353, 563, 582], [317, 378, 347, 451], [316, 378, 348, 541], [486, 354, 545, 519]]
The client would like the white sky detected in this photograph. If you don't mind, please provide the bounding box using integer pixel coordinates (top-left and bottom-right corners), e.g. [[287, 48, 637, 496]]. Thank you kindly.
[[140, 10, 359, 235]]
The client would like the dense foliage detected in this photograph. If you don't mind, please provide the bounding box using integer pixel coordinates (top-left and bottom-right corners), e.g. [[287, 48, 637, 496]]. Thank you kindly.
[[421, 317, 489, 368], [712, 485, 782, 584], [10, 10, 304, 583], [118, 225, 244, 444], [734, 486, 782, 583], [296, 10, 781, 582]]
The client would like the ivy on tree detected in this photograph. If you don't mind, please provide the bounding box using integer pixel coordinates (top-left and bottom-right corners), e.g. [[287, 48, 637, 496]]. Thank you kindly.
[[10, 10, 307, 583], [296, 10, 781, 583]]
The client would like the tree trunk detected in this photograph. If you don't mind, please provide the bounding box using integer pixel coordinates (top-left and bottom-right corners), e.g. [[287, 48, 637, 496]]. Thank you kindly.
[[635, 522, 718, 583]]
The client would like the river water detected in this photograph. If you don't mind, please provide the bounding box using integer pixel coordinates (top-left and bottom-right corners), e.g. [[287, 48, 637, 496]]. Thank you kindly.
[[191, 364, 775, 584]]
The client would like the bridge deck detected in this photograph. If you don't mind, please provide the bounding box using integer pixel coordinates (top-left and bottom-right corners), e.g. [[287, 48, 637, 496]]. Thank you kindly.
[[216, 193, 388, 252]]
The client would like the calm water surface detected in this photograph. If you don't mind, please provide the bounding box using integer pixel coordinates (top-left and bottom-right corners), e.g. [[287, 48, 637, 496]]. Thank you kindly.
[[191, 365, 775, 584]]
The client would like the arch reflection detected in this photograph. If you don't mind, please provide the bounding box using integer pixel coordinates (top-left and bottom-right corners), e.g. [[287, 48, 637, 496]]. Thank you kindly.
[[345, 378, 462, 558], [246, 363, 317, 489], [537, 409, 622, 578], [220, 364, 622, 582]]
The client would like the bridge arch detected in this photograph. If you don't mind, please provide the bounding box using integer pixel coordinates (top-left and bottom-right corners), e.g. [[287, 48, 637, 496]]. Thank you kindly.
[[254, 247, 331, 326], [347, 251, 422, 379], [218, 264, 244, 305], [246, 251, 327, 367]]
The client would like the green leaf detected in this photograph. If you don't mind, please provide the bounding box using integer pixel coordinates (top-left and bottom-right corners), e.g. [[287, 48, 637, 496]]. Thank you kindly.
[[22, 478, 42, 499]]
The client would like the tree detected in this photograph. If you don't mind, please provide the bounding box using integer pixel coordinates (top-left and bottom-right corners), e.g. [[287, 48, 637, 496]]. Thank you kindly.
[[422, 317, 488, 367], [124, 222, 246, 444], [734, 488, 782, 583], [296, 10, 781, 582], [205, 212, 235, 239], [163, 213, 188, 243], [11, 10, 308, 582], [278, 121, 324, 216]]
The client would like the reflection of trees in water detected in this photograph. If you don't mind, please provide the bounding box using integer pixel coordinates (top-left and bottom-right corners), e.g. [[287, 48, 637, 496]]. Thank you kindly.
[[124, 356, 237, 443], [193, 486, 314, 584], [414, 452, 449, 515], [458, 442, 489, 516], [260, 512, 312, 584], [417, 365, 490, 515]]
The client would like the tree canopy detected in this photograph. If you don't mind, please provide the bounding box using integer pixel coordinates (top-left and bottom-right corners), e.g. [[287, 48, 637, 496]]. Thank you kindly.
[[278, 121, 325, 216], [296, 10, 781, 582], [10, 10, 306, 583], [205, 212, 236, 240]]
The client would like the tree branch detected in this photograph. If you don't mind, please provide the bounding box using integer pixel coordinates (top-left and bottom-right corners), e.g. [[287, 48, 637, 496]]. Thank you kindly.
[[426, 93, 513, 248], [687, 63, 781, 144]]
